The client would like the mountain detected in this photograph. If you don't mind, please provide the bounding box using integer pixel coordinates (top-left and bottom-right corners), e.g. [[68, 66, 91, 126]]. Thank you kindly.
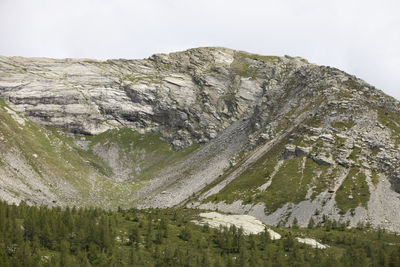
[[1, 47, 400, 231]]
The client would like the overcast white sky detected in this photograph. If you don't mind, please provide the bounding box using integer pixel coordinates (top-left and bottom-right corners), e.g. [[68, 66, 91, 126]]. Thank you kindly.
[[0, 0, 399, 99]]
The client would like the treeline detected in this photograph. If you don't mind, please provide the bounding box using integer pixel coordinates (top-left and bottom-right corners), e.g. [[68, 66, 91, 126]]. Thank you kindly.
[[0, 201, 400, 266]]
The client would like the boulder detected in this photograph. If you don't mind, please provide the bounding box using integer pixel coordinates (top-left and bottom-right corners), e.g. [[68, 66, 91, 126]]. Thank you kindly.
[[312, 154, 335, 166], [295, 146, 312, 156], [309, 127, 323, 135], [283, 144, 296, 159], [319, 134, 335, 142]]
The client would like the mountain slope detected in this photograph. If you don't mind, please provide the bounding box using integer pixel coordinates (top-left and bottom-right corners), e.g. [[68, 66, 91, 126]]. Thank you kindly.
[[1, 47, 400, 231]]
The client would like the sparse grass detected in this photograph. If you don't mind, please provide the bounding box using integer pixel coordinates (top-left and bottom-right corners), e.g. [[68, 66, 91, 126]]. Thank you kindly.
[[208, 137, 285, 204], [46, 127, 113, 177], [160, 62, 171, 69], [335, 167, 370, 213], [331, 120, 355, 130], [0, 99, 96, 198], [0, 59, 21, 69], [344, 78, 363, 91], [348, 147, 361, 163], [221, 92, 238, 113], [234, 63, 257, 79], [260, 156, 306, 212], [275, 116, 292, 134], [377, 108, 400, 145], [230, 53, 260, 79], [87, 127, 200, 182], [122, 74, 159, 84], [276, 103, 316, 135], [207, 142, 336, 213], [336, 88, 354, 99], [306, 159, 331, 199], [240, 52, 280, 64], [370, 169, 379, 187], [334, 135, 347, 148], [206, 103, 338, 211], [84, 59, 113, 65]]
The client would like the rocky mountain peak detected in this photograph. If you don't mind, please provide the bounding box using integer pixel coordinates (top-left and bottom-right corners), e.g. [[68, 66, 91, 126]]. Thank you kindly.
[[1, 48, 400, 231]]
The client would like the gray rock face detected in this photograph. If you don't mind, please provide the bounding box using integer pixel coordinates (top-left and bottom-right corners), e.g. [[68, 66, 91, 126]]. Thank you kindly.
[[0, 48, 266, 149]]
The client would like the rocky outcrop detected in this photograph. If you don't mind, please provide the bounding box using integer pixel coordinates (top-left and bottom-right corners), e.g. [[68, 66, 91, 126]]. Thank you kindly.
[[312, 154, 335, 166], [283, 144, 312, 159]]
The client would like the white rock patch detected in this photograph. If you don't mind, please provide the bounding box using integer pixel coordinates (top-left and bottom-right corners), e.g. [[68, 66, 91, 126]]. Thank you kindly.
[[197, 212, 280, 239], [267, 228, 281, 240], [196, 212, 328, 249], [296, 237, 329, 249]]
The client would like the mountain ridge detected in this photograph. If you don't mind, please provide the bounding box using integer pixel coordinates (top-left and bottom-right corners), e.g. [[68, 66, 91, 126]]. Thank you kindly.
[[1, 47, 400, 231]]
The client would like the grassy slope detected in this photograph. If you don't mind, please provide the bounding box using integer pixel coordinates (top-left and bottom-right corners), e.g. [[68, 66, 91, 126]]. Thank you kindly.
[[204, 103, 373, 214], [0, 98, 199, 208], [87, 127, 199, 182], [0, 98, 114, 203], [377, 107, 400, 146], [335, 167, 370, 213]]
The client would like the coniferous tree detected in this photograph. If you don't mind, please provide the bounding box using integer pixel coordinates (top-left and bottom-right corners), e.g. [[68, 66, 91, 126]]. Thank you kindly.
[[292, 218, 299, 229], [307, 217, 315, 229]]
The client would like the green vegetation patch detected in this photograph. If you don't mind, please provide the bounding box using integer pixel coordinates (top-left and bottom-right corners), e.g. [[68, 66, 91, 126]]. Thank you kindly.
[[87, 127, 199, 182], [47, 127, 113, 177], [220, 92, 238, 114], [230, 52, 264, 79], [344, 78, 363, 91], [122, 74, 159, 84], [0, 99, 97, 195], [208, 149, 337, 212], [377, 108, 400, 145], [0, 98, 199, 208], [304, 159, 331, 199], [207, 117, 340, 211], [347, 147, 361, 163], [208, 138, 285, 204], [260, 156, 306, 212], [371, 169, 379, 187], [233, 63, 257, 79], [331, 120, 355, 130], [241, 52, 280, 64], [259, 157, 334, 212], [335, 167, 370, 213]]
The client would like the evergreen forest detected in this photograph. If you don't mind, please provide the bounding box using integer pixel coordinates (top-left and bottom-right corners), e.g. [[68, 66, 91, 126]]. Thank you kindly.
[[0, 201, 400, 266]]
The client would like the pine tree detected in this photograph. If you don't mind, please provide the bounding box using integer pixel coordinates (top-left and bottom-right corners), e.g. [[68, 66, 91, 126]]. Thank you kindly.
[[41, 222, 54, 249], [128, 225, 141, 246], [179, 225, 191, 241], [128, 245, 136, 266], [60, 240, 72, 267], [307, 217, 315, 229], [283, 233, 296, 252], [202, 222, 210, 233], [292, 218, 299, 229]]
